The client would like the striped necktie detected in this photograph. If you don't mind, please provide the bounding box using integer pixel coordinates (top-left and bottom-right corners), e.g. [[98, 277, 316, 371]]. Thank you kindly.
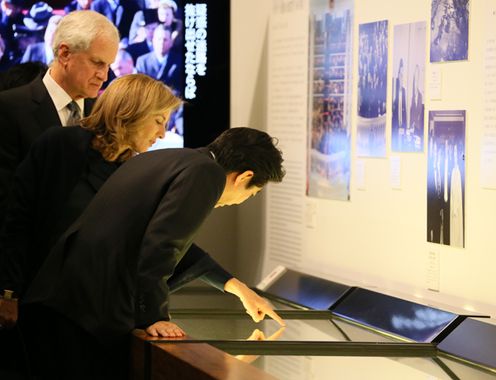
[[66, 101, 81, 126]]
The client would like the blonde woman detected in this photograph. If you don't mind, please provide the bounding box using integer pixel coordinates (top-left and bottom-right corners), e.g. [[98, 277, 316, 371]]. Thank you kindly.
[[0, 73, 181, 305], [0, 73, 180, 377]]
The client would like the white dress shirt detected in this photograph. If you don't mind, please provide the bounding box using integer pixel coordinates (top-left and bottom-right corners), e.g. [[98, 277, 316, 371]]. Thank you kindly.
[[42, 70, 85, 126]]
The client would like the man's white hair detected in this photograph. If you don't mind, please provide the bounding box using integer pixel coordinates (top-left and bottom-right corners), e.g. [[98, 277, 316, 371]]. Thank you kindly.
[[52, 10, 120, 57]]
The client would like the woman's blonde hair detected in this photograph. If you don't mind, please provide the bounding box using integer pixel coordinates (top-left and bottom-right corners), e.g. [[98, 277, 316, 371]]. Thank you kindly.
[[81, 74, 182, 161]]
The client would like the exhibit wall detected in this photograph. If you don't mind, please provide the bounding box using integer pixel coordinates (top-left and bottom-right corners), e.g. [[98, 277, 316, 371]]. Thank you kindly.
[[231, 0, 496, 317]]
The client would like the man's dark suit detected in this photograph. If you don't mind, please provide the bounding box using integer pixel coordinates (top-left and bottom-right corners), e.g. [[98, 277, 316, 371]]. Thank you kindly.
[[0, 76, 94, 225], [1, 127, 231, 300], [136, 51, 183, 93], [0, 127, 115, 297], [391, 77, 407, 150], [1, 129, 231, 377], [25, 147, 229, 343]]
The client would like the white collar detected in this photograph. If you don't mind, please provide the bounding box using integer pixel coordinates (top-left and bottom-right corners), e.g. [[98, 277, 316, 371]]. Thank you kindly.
[[42, 69, 85, 112]]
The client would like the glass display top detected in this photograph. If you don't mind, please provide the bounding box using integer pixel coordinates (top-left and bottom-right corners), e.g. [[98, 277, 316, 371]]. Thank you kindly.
[[167, 310, 404, 343]]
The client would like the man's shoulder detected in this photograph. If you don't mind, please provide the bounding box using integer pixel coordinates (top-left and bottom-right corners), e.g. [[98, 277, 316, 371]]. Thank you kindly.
[[40, 125, 92, 143], [29, 127, 93, 161], [138, 147, 199, 162], [178, 149, 224, 178], [33, 126, 91, 151], [135, 148, 219, 170], [0, 77, 45, 106]]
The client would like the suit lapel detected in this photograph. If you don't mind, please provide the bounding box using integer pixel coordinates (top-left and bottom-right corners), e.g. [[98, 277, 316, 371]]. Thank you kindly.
[[30, 78, 96, 131], [30, 78, 62, 131]]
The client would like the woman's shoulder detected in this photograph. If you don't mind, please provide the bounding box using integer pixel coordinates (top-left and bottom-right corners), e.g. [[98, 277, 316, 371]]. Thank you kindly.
[[39, 126, 92, 143], [32, 126, 94, 158]]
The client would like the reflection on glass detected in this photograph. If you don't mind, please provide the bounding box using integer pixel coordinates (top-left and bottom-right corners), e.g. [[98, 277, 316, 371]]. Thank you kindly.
[[235, 326, 286, 364], [169, 287, 295, 311], [171, 315, 404, 343], [438, 318, 496, 372], [265, 269, 350, 309], [333, 288, 457, 342], [390, 308, 455, 339]]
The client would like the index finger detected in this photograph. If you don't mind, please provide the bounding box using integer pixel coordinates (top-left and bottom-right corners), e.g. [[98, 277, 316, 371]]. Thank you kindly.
[[268, 326, 286, 341], [264, 308, 286, 326]]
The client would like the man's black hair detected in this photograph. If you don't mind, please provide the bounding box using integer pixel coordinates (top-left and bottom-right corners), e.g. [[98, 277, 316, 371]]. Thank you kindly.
[[207, 127, 285, 187]]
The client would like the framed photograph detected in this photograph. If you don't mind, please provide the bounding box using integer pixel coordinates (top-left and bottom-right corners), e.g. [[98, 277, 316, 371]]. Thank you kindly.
[[427, 110, 466, 248], [356, 20, 388, 157], [430, 0, 469, 62]]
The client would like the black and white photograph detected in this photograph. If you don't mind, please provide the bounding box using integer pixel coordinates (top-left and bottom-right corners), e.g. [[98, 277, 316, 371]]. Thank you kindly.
[[391, 21, 426, 153], [430, 0, 469, 62], [427, 110, 466, 248], [357, 20, 388, 157]]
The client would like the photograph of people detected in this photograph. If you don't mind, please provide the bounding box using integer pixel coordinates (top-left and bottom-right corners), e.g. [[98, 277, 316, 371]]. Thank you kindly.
[[135, 23, 183, 94], [64, 0, 92, 13], [391, 58, 407, 150], [409, 64, 425, 149], [126, 9, 158, 62], [90, 0, 140, 40], [128, 0, 182, 47], [20, 13, 62, 65], [430, 0, 469, 62], [307, 1, 353, 201], [110, 48, 136, 78], [356, 20, 388, 157], [391, 21, 426, 152], [426, 110, 465, 248], [0, 0, 25, 65]]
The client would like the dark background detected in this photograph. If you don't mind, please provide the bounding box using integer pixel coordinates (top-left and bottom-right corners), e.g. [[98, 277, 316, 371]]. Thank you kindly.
[[1, 0, 230, 148]]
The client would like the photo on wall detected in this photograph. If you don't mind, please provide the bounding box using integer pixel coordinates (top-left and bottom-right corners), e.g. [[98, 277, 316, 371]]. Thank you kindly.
[[307, 0, 354, 201], [430, 0, 470, 62], [391, 21, 426, 153], [356, 20, 388, 157], [427, 110, 466, 248]]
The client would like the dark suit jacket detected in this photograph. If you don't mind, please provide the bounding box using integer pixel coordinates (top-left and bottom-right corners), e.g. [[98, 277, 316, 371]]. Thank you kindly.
[[24, 147, 230, 343], [1, 127, 231, 301], [0, 77, 94, 225], [0, 127, 114, 296], [136, 51, 183, 93], [392, 78, 407, 130], [409, 91, 424, 132]]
